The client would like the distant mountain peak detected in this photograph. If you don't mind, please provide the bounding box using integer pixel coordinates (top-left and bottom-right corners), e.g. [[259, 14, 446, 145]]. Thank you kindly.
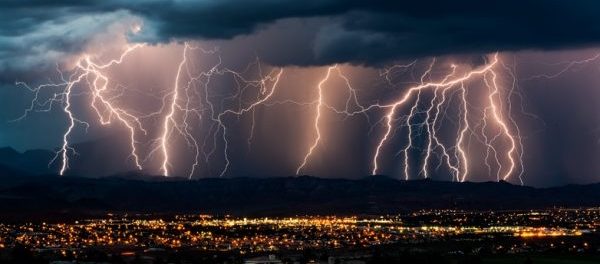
[[0, 146, 19, 155]]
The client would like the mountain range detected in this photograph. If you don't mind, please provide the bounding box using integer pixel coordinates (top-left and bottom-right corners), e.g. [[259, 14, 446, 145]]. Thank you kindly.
[[2, 143, 600, 221], [1, 168, 600, 221]]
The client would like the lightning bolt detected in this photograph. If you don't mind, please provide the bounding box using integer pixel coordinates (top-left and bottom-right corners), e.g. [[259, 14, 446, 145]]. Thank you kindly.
[[213, 67, 284, 177], [144, 46, 284, 178], [524, 52, 600, 80], [150, 43, 226, 178], [426, 64, 461, 181], [16, 44, 145, 175], [159, 44, 190, 177], [296, 66, 334, 175], [407, 58, 437, 180], [295, 65, 372, 175], [485, 66, 517, 181], [456, 82, 470, 182], [371, 53, 523, 183]]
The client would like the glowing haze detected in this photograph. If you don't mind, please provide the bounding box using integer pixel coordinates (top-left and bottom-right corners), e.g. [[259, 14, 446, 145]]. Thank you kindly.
[[2, 1, 600, 187]]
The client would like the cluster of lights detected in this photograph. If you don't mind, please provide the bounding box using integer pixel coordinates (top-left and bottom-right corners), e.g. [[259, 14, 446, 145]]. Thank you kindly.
[[1, 209, 597, 252]]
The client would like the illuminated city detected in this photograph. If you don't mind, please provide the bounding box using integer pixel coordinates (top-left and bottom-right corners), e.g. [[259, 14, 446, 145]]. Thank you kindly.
[[0, 209, 599, 263]]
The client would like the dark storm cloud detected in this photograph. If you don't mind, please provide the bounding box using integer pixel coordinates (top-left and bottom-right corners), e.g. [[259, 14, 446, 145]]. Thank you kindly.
[[310, 1, 600, 65], [0, 3, 130, 75], [129, 0, 600, 65], [2, 0, 600, 69]]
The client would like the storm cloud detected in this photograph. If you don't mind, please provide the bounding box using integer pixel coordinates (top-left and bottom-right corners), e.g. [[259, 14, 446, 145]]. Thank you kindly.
[[2, 0, 600, 69]]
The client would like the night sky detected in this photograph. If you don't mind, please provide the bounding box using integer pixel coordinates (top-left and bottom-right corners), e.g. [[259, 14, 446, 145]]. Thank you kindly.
[[2, 1, 600, 187]]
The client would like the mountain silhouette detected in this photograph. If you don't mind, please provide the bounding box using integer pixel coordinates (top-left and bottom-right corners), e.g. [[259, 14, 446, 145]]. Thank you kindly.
[[0, 171, 599, 221], [0, 136, 141, 177]]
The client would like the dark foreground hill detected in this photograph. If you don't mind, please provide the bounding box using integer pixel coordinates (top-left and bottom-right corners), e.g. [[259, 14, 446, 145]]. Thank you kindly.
[[1, 170, 600, 221]]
